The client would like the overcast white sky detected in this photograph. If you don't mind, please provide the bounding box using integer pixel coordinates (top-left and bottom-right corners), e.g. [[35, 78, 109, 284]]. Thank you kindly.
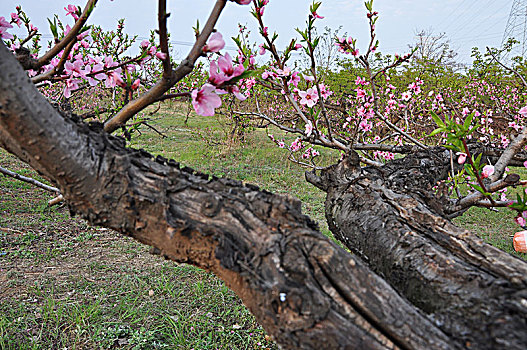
[[0, 1, 515, 65]]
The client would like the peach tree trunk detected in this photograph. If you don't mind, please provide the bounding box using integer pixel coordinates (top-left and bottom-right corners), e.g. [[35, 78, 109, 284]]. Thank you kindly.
[[306, 149, 527, 349]]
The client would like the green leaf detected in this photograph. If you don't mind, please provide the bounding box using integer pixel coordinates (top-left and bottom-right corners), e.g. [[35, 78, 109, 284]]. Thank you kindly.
[[428, 128, 443, 137], [443, 144, 458, 151], [444, 113, 451, 125], [295, 28, 308, 42], [470, 184, 485, 194], [466, 124, 479, 135], [231, 36, 241, 47], [464, 163, 475, 177], [223, 70, 255, 85], [463, 112, 475, 130], [430, 111, 445, 128], [474, 153, 482, 169], [47, 18, 58, 38]]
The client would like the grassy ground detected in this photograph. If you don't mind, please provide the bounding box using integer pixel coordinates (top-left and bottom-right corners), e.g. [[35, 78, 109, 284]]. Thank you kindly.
[[1, 102, 526, 349]]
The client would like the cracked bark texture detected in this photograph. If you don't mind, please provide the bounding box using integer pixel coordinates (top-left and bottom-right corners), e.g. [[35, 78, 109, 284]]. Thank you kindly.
[[309, 149, 527, 349], [0, 41, 459, 349]]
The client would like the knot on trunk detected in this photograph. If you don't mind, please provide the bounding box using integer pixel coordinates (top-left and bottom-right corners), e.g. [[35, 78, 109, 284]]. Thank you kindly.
[[305, 150, 362, 192], [14, 47, 38, 70]]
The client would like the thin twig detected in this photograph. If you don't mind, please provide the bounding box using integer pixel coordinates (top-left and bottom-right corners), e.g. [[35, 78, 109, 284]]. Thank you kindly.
[[448, 175, 520, 213], [486, 47, 527, 88], [374, 111, 427, 149], [461, 138, 496, 206], [0, 166, 59, 193], [153, 92, 190, 103], [158, 0, 172, 78], [19, 30, 38, 47], [234, 111, 302, 134], [489, 125, 527, 183]]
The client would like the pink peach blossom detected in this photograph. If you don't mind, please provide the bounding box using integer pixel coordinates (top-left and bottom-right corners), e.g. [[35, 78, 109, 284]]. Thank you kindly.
[[155, 52, 167, 60], [10, 13, 21, 27], [456, 152, 467, 165], [305, 122, 313, 137], [208, 53, 244, 86], [64, 59, 85, 78], [140, 40, 150, 49], [192, 84, 222, 116], [275, 66, 291, 77], [204, 32, 225, 53], [0, 16, 13, 40], [64, 79, 80, 98], [303, 74, 314, 82], [298, 88, 319, 108], [131, 79, 140, 91], [289, 72, 300, 87], [64, 5, 79, 20], [481, 165, 494, 179]]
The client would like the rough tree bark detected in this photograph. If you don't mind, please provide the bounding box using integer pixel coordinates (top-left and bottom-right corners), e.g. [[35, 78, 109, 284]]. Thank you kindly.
[[307, 148, 527, 349], [1, 41, 526, 349]]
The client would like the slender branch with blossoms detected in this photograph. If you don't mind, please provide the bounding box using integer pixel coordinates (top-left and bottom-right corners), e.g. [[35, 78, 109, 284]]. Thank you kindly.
[[29, 0, 97, 71], [236, 0, 425, 166], [104, 0, 253, 132]]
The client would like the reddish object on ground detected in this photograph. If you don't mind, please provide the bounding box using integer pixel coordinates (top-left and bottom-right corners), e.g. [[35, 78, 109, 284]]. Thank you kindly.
[[513, 231, 527, 253]]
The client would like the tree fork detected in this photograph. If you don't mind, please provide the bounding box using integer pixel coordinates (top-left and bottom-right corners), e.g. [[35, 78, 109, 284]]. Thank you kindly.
[[309, 148, 527, 349]]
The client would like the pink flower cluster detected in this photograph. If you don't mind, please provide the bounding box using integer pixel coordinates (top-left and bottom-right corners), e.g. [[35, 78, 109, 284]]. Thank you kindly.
[[10, 12, 21, 27], [64, 5, 80, 20], [140, 40, 168, 61], [515, 211, 527, 227], [61, 54, 129, 97], [267, 134, 286, 149], [191, 44, 248, 116], [374, 151, 395, 161], [335, 36, 359, 56], [35, 30, 152, 98], [301, 147, 320, 159], [290, 137, 303, 152]]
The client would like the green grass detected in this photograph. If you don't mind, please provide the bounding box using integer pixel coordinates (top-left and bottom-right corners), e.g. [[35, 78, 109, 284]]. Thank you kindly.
[[0, 101, 525, 348]]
